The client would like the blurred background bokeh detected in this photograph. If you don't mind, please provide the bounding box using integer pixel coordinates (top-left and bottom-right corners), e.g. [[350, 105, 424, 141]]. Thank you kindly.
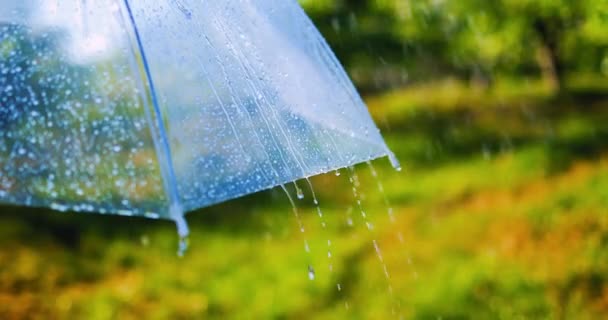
[[2, 0, 608, 318]]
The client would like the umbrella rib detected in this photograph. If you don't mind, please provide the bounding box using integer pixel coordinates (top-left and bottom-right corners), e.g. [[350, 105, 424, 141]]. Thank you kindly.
[[121, 0, 187, 236]]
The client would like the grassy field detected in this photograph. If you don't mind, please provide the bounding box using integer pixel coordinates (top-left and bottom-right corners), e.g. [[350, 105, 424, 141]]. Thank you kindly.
[[1, 77, 608, 319]]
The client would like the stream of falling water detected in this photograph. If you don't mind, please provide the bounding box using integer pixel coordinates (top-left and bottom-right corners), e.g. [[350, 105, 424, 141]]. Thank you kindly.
[[279, 161, 405, 314], [302, 177, 341, 293], [347, 165, 399, 315], [366, 161, 395, 223], [280, 183, 310, 254], [282, 181, 331, 282], [289, 178, 337, 283], [367, 161, 418, 281], [367, 160, 420, 316]]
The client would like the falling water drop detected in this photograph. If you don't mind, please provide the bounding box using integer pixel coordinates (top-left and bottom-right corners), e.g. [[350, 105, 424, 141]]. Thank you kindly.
[[346, 166, 399, 311], [280, 184, 306, 234], [347, 167, 367, 224], [373, 239, 391, 283], [367, 161, 416, 318], [280, 182, 315, 287], [295, 181, 305, 200], [174, 209, 190, 257], [304, 179, 335, 261], [367, 161, 395, 223], [177, 235, 189, 257], [388, 152, 401, 171], [308, 265, 315, 280]]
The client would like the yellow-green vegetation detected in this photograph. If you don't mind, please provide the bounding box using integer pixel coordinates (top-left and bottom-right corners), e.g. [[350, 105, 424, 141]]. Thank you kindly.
[[3, 0, 608, 317], [2, 76, 608, 319]]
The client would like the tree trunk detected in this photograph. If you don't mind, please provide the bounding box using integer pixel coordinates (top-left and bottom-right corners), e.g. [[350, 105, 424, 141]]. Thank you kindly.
[[533, 19, 564, 93], [535, 43, 562, 92]]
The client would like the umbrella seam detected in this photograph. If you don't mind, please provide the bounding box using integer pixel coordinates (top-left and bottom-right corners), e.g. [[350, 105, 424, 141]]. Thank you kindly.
[[121, 0, 187, 236]]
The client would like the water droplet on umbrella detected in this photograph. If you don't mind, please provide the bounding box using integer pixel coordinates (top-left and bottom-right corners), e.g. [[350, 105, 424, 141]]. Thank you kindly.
[[171, 0, 192, 19], [50, 202, 68, 212]]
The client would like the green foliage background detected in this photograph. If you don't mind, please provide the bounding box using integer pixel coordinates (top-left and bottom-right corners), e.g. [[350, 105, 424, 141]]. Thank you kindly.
[[303, 0, 608, 92], [2, 0, 608, 319]]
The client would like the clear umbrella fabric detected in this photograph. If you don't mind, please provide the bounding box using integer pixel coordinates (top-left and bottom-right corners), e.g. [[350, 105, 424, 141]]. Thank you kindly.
[[0, 0, 397, 235]]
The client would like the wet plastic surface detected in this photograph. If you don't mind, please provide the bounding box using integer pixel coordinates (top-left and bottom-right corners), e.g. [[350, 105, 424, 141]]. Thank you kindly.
[[0, 0, 394, 226]]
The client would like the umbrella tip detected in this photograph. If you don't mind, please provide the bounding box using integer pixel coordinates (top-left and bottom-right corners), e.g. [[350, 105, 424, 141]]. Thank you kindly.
[[388, 151, 401, 172], [171, 204, 190, 257], [176, 217, 190, 257], [175, 215, 189, 237], [170, 203, 189, 235]]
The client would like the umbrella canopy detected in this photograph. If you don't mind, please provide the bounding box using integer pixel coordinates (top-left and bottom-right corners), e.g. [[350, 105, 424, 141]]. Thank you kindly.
[[0, 0, 397, 235]]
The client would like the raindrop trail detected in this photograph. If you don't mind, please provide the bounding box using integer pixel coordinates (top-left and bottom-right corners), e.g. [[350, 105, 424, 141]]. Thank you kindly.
[[366, 161, 395, 223], [347, 167, 372, 231], [195, 18, 284, 189], [170, 0, 192, 19], [346, 166, 396, 305], [367, 161, 418, 285], [372, 239, 392, 293], [177, 234, 189, 258], [280, 184, 309, 253], [191, 52, 263, 184], [308, 264, 315, 280], [303, 178, 336, 280], [219, 16, 333, 284], [190, 12, 310, 266], [294, 181, 304, 200], [215, 16, 319, 281], [223, 11, 317, 186], [213, 13, 297, 180], [222, 7, 374, 288]]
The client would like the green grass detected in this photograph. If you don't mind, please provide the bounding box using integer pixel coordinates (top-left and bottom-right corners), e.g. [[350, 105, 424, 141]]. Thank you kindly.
[[2, 77, 608, 319]]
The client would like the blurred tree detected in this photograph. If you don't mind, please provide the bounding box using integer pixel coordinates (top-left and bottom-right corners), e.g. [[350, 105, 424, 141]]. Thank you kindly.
[[444, 0, 595, 91], [300, 0, 408, 92], [301, 0, 608, 92]]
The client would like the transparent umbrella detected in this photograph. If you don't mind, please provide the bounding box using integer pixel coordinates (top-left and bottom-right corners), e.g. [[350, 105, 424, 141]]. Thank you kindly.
[[0, 0, 397, 238]]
